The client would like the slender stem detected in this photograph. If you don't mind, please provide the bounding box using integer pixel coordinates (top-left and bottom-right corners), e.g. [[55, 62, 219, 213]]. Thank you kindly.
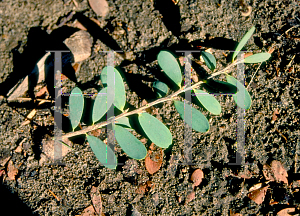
[[60, 60, 241, 139]]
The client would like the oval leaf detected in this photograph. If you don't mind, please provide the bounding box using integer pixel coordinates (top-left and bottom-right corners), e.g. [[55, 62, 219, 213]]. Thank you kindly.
[[226, 75, 252, 110], [204, 80, 238, 94], [138, 112, 172, 148], [114, 125, 147, 160], [86, 135, 117, 169], [173, 100, 209, 133], [69, 87, 84, 130], [232, 26, 255, 62], [193, 89, 221, 115], [100, 66, 126, 111], [157, 50, 182, 87], [92, 87, 113, 124], [116, 117, 132, 129], [244, 52, 271, 63], [201, 51, 216, 71], [153, 81, 169, 98], [145, 148, 163, 175]]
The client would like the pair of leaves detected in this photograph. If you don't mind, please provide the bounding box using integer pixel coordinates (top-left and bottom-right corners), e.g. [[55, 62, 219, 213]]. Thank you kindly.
[[232, 26, 271, 63], [115, 112, 173, 162], [157, 50, 217, 86], [87, 112, 173, 169], [69, 66, 126, 129]]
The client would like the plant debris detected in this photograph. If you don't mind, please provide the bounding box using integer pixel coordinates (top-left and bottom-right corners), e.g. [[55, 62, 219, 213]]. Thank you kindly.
[[145, 143, 163, 175], [263, 164, 275, 181], [277, 207, 296, 216], [185, 191, 195, 204], [270, 160, 288, 184], [247, 185, 269, 205], [81, 205, 96, 216], [190, 169, 204, 187], [272, 108, 280, 122], [7, 160, 19, 181], [90, 186, 103, 215]]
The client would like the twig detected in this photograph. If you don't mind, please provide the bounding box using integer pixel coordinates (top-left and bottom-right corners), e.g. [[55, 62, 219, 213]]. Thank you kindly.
[[246, 62, 262, 90], [59, 60, 243, 140], [14, 98, 54, 103], [284, 54, 296, 74]]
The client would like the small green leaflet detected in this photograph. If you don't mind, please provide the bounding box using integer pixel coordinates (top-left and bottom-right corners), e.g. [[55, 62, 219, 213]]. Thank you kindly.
[[138, 112, 172, 148], [86, 135, 117, 169], [204, 80, 238, 94], [157, 50, 182, 88], [244, 52, 271, 63], [226, 75, 252, 110], [100, 66, 126, 111], [201, 51, 216, 71], [92, 87, 113, 124], [114, 125, 147, 160], [232, 26, 255, 62], [153, 80, 169, 98], [115, 117, 131, 128], [193, 89, 221, 115], [69, 87, 84, 130], [173, 100, 209, 133]]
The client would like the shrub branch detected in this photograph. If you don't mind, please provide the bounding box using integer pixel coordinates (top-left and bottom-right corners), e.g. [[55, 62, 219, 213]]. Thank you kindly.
[[59, 60, 242, 140]]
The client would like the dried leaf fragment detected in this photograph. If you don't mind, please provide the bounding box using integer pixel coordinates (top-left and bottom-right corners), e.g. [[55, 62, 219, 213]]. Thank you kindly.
[[0, 153, 11, 167], [7, 160, 18, 180], [272, 108, 280, 122], [263, 164, 275, 181], [90, 186, 102, 215], [81, 205, 96, 216], [271, 160, 288, 184], [145, 148, 163, 175], [185, 191, 195, 204], [36, 86, 48, 98], [89, 0, 109, 17], [277, 207, 296, 216], [247, 185, 269, 205], [190, 169, 204, 187]]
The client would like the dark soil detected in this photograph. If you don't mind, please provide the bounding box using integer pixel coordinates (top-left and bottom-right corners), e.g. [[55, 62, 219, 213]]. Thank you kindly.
[[0, 0, 300, 215]]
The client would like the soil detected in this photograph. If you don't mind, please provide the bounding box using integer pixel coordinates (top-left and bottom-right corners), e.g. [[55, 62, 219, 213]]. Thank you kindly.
[[0, 0, 300, 215]]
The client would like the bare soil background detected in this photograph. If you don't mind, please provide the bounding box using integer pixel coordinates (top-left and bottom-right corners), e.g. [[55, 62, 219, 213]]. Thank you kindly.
[[0, 0, 300, 215]]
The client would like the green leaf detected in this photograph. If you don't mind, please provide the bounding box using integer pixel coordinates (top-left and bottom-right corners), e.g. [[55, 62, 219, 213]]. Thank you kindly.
[[226, 75, 252, 110], [92, 87, 113, 124], [115, 117, 131, 128], [232, 26, 255, 62], [101, 66, 126, 111], [204, 80, 238, 94], [157, 50, 182, 87], [153, 81, 169, 98], [193, 89, 221, 115], [173, 100, 209, 133], [114, 125, 147, 160], [244, 52, 271, 63], [86, 135, 117, 169], [201, 51, 216, 71], [69, 87, 84, 130], [138, 112, 172, 148]]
